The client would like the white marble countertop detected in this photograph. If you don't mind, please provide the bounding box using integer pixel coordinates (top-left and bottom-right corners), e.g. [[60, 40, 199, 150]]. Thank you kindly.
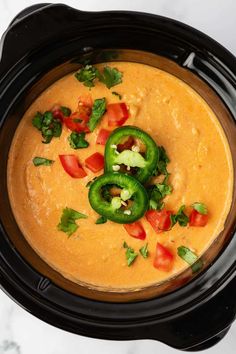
[[0, 1, 236, 353]]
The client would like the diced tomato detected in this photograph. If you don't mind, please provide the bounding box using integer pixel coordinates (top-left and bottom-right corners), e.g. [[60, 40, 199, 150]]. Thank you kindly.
[[52, 109, 64, 122], [64, 111, 90, 133], [146, 209, 172, 233], [117, 136, 135, 152], [51, 105, 64, 122], [189, 209, 208, 227], [107, 103, 129, 127], [59, 155, 87, 178], [96, 129, 111, 145], [153, 243, 174, 272], [85, 152, 104, 173], [78, 94, 93, 108], [123, 221, 146, 240]]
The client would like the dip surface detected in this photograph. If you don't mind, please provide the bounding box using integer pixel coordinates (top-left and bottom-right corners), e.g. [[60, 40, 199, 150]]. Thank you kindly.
[[7, 62, 233, 290]]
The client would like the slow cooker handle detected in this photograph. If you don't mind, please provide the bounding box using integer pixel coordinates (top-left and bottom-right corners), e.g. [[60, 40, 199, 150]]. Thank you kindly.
[[147, 275, 236, 351], [0, 3, 90, 77]]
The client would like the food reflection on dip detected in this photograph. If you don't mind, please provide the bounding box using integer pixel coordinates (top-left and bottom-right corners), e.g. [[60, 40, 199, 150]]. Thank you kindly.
[[7, 62, 233, 290]]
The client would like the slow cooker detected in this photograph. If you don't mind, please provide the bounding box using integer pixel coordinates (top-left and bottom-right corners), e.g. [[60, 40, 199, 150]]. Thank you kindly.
[[1, 3, 236, 351]]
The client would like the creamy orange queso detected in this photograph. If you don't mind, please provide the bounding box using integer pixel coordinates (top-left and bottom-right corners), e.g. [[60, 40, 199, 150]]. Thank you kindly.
[[7, 62, 233, 290]]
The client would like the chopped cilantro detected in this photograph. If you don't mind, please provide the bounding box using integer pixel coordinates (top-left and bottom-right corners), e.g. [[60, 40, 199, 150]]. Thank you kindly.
[[57, 207, 87, 237], [88, 98, 106, 132], [68, 132, 89, 149], [32, 112, 43, 130], [177, 246, 203, 273], [33, 157, 54, 166], [74, 65, 98, 88], [147, 174, 172, 211], [97, 66, 123, 89], [74, 65, 122, 90], [123, 241, 128, 248], [32, 111, 62, 144], [154, 146, 170, 176], [95, 215, 107, 224], [192, 202, 208, 215], [171, 205, 189, 227], [139, 244, 149, 258], [123, 242, 138, 266]]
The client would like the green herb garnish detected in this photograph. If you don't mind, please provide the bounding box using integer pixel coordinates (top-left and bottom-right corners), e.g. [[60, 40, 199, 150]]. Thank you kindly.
[[88, 98, 106, 132], [177, 246, 203, 273], [192, 202, 208, 215], [74, 65, 98, 88], [32, 111, 62, 144], [97, 66, 123, 89], [95, 216, 107, 224], [32, 157, 54, 166], [154, 146, 170, 176], [57, 207, 87, 237], [147, 174, 172, 211], [75, 65, 122, 89], [68, 132, 89, 149], [60, 106, 71, 117], [171, 205, 189, 227], [112, 91, 122, 100], [32, 112, 43, 130], [123, 242, 138, 266], [139, 244, 149, 259]]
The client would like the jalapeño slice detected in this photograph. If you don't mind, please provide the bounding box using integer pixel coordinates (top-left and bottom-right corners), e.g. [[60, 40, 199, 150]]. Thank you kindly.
[[88, 172, 148, 223], [104, 126, 159, 183]]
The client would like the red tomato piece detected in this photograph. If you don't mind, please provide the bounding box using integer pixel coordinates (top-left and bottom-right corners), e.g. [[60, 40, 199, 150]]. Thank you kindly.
[[189, 209, 208, 227], [123, 221, 146, 240], [153, 243, 174, 272], [64, 111, 90, 133], [96, 129, 111, 145], [52, 109, 64, 122], [85, 152, 104, 173], [59, 155, 87, 178], [51, 105, 65, 122], [107, 103, 129, 127], [146, 209, 172, 233]]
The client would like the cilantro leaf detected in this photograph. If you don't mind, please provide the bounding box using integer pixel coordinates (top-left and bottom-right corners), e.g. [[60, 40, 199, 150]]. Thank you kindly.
[[33, 157, 54, 166], [177, 246, 203, 273], [95, 215, 107, 224], [68, 132, 89, 149], [88, 98, 106, 132], [123, 241, 128, 248], [32, 112, 43, 130], [57, 207, 87, 237], [60, 106, 71, 117], [147, 174, 172, 211], [154, 146, 170, 176], [123, 242, 138, 266], [171, 205, 189, 227], [139, 244, 149, 258], [32, 111, 62, 144], [97, 66, 123, 89], [74, 65, 98, 88], [192, 202, 208, 215]]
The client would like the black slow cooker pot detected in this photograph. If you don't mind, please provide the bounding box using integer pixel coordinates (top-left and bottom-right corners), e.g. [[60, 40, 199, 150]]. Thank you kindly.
[[1, 3, 236, 351]]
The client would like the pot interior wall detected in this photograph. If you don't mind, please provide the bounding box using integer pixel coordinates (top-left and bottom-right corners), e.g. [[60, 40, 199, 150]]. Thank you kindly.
[[1, 49, 236, 302]]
